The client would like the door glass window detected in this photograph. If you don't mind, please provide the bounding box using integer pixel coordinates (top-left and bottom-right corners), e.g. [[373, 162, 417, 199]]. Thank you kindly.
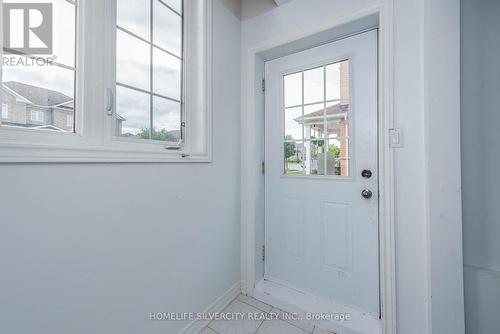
[[282, 60, 351, 176]]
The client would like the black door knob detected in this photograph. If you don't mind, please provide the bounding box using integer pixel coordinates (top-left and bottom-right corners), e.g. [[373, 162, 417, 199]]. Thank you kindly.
[[361, 169, 372, 178], [361, 189, 373, 199]]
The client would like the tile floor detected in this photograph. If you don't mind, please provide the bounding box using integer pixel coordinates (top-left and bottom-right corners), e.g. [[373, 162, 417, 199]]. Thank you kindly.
[[201, 294, 336, 334]]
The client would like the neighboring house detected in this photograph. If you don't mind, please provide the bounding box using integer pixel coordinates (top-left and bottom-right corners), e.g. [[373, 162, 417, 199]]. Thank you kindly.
[[1, 81, 125, 134], [1, 81, 75, 132]]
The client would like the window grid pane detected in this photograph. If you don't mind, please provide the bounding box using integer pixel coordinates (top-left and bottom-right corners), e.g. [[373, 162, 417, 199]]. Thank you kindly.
[[116, 0, 183, 142], [282, 59, 350, 176], [284, 141, 304, 175]]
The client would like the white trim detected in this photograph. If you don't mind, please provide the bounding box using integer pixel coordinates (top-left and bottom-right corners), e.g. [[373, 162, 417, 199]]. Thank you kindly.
[[177, 281, 241, 334], [241, 3, 396, 334], [378, 2, 397, 332], [0, 142, 211, 163]]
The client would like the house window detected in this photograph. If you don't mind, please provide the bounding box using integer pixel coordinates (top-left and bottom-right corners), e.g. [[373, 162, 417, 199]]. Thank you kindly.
[[0, 0, 212, 162], [1, 104, 8, 119], [31, 110, 45, 122], [115, 0, 182, 143]]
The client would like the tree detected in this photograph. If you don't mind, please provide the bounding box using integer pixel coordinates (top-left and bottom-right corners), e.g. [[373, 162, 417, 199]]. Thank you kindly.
[[329, 145, 341, 158], [137, 128, 177, 142], [284, 135, 297, 169]]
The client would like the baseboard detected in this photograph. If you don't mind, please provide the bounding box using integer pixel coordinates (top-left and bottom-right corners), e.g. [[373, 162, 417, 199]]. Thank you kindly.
[[178, 281, 242, 334]]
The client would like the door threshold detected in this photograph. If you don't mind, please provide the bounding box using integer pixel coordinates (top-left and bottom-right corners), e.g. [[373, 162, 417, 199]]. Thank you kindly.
[[253, 279, 382, 334]]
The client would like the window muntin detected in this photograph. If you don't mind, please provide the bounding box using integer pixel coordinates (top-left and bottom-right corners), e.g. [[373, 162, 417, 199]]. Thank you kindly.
[[31, 110, 45, 122], [1, 0, 77, 133], [283, 60, 351, 177], [115, 0, 183, 143]]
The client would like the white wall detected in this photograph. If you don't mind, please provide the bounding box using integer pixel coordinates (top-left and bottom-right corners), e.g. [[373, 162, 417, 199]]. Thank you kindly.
[[241, 0, 464, 333], [0, 1, 241, 333], [241, 0, 276, 20], [461, 0, 500, 333], [424, 0, 464, 333]]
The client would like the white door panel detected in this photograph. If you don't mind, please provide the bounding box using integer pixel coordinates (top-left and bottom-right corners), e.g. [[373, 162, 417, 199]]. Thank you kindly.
[[265, 30, 379, 314]]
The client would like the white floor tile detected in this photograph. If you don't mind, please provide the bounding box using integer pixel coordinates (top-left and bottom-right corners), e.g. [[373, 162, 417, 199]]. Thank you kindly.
[[237, 294, 273, 313], [208, 299, 264, 334], [312, 326, 336, 334], [199, 327, 219, 334], [256, 319, 309, 334], [270, 307, 314, 333]]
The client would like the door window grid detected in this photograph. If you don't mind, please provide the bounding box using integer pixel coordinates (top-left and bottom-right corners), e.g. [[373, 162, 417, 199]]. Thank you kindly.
[[283, 60, 351, 176], [115, 0, 183, 142]]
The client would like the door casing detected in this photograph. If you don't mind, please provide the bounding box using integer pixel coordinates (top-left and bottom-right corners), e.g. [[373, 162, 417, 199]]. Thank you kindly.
[[241, 5, 396, 334]]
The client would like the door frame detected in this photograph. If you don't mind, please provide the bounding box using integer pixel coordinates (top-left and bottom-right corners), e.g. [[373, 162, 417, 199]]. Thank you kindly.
[[241, 3, 396, 334]]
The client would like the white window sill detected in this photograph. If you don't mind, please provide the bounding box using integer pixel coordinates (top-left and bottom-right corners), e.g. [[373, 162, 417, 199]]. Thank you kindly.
[[0, 142, 212, 163]]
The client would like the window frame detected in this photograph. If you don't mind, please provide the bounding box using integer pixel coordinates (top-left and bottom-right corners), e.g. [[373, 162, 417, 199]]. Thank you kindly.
[[0, 0, 213, 163]]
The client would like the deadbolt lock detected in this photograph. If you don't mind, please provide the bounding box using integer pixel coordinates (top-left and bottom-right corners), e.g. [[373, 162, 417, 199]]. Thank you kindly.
[[361, 169, 373, 178]]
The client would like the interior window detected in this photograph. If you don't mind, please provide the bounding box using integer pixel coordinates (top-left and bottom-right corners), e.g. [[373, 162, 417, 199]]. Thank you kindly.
[[115, 0, 183, 143], [0, 0, 211, 162]]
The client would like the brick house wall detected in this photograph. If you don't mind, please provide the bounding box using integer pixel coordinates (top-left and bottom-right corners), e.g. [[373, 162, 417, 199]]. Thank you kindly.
[[2, 86, 74, 131], [1, 90, 28, 125], [339, 60, 350, 176]]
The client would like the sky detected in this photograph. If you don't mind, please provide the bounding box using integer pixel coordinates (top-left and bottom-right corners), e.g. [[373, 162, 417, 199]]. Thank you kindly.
[[2, 0, 76, 97]]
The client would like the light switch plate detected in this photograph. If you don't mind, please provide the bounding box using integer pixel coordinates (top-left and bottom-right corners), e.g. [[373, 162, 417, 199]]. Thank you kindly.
[[389, 128, 403, 148]]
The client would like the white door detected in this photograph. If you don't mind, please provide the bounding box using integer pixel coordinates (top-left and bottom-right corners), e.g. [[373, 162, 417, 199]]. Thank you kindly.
[[264, 30, 379, 314]]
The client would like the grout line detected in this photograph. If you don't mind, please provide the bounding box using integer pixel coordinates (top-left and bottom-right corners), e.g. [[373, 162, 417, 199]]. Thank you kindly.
[[206, 323, 221, 333], [253, 319, 265, 334], [207, 295, 322, 334], [271, 306, 315, 333], [236, 297, 272, 313], [209, 326, 221, 334], [285, 319, 313, 333]]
